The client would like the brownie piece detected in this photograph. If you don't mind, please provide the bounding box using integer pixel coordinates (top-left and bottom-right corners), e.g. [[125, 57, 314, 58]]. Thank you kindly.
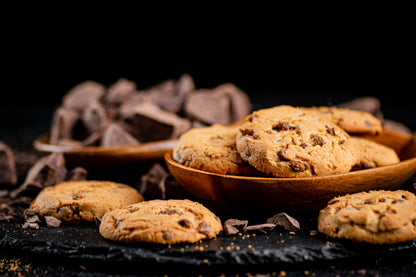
[[120, 103, 191, 142], [184, 89, 231, 125], [0, 141, 17, 185]]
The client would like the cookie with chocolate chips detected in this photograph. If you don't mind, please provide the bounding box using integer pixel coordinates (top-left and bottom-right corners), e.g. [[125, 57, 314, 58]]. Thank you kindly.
[[318, 190, 416, 244], [173, 124, 259, 175], [236, 105, 356, 177], [30, 181, 143, 223], [350, 136, 400, 170], [99, 199, 222, 244], [300, 106, 383, 135]]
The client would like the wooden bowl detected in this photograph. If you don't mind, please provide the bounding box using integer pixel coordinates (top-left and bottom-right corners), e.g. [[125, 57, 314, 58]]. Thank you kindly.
[[34, 133, 178, 169], [165, 130, 416, 212]]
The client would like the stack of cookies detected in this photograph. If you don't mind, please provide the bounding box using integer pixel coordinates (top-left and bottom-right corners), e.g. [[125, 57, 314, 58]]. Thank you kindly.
[[173, 105, 400, 177]]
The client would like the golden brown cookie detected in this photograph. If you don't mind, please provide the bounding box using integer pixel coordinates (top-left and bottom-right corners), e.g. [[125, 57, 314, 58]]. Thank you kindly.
[[300, 106, 382, 135], [236, 105, 356, 177], [173, 124, 259, 175], [30, 181, 144, 223], [99, 199, 223, 244], [318, 190, 416, 244], [350, 136, 400, 170]]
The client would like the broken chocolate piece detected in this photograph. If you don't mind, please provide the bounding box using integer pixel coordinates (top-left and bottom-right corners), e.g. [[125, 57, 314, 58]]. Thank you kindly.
[[65, 167, 88, 181], [244, 223, 276, 232], [223, 219, 249, 235], [0, 141, 17, 185], [139, 163, 169, 199], [26, 215, 41, 223], [120, 103, 191, 142], [62, 81, 106, 111], [9, 153, 67, 198], [215, 83, 252, 123], [45, 216, 62, 228], [49, 107, 80, 145], [184, 89, 231, 125], [100, 122, 140, 147], [105, 78, 137, 106], [267, 212, 300, 232], [150, 74, 195, 113], [22, 222, 39, 229], [82, 100, 108, 134]]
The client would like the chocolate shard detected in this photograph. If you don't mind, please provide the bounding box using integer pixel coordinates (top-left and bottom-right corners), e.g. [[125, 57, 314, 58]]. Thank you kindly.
[[9, 153, 67, 198], [149, 74, 195, 113], [120, 103, 191, 142], [214, 83, 252, 123], [244, 223, 277, 232], [105, 78, 137, 106], [139, 163, 169, 199], [49, 107, 80, 145], [62, 81, 106, 111], [66, 167, 88, 181], [100, 122, 140, 147], [0, 141, 17, 185], [81, 100, 108, 134], [45, 216, 62, 228], [224, 219, 249, 235], [267, 212, 300, 232], [184, 89, 231, 125]]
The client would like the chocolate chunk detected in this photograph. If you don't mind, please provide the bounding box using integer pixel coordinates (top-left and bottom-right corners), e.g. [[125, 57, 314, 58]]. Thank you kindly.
[[158, 209, 183, 216], [224, 219, 249, 235], [150, 74, 195, 113], [162, 231, 174, 241], [185, 89, 231, 125], [197, 222, 212, 236], [273, 122, 294, 131], [245, 223, 276, 232], [105, 78, 137, 106], [66, 167, 88, 181], [100, 122, 140, 147], [23, 209, 36, 218], [310, 135, 325, 146], [267, 212, 300, 232], [289, 161, 307, 172], [120, 103, 191, 142], [22, 222, 39, 229], [49, 107, 80, 145], [0, 141, 17, 186], [26, 215, 41, 223], [45, 216, 62, 228], [62, 81, 106, 111], [82, 100, 108, 134], [9, 153, 67, 198], [326, 125, 336, 136], [139, 163, 169, 199], [57, 206, 74, 219], [214, 83, 252, 123], [177, 219, 192, 228]]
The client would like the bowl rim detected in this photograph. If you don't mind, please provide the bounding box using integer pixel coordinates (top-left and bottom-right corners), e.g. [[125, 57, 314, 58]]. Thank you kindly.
[[164, 148, 416, 182], [33, 133, 178, 154]]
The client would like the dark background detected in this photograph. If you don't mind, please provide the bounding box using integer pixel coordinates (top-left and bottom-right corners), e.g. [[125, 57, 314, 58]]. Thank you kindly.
[[2, 21, 415, 147]]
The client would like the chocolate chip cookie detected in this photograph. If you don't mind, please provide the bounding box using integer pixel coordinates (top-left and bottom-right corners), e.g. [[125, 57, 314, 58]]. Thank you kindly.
[[318, 190, 416, 244], [173, 124, 259, 175], [99, 199, 223, 244], [30, 181, 144, 223], [236, 105, 356, 177], [350, 136, 400, 170], [301, 106, 382, 135]]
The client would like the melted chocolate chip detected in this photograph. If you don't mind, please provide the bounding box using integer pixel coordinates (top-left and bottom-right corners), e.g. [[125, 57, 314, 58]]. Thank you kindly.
[[178, 219, 192, 228], [310, 135, 325, 146], [197, 222, 212, 236], [273, 122, 297, 131], [289, 161, 307, 172], [326, 125, 336, 136]]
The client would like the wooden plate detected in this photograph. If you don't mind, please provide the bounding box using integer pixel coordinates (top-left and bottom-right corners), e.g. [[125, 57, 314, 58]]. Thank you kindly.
[[165, 130, 416, 212], [34, 133, 178, 168]]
